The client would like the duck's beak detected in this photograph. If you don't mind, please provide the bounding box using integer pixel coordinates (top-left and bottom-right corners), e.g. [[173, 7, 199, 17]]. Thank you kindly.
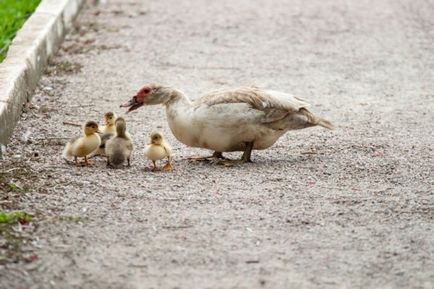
[[120, 96, 143, 113]]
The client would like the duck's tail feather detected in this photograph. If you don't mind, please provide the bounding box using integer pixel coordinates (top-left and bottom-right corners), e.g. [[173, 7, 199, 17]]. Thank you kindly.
[[317, 118, 335, 130]]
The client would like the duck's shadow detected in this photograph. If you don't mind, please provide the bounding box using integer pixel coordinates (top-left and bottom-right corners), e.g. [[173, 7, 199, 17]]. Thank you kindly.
[[180, 153, 323, 169]]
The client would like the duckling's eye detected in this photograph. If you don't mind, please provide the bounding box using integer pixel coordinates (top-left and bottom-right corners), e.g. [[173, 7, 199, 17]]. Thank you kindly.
[[143, 88, 151, 94]]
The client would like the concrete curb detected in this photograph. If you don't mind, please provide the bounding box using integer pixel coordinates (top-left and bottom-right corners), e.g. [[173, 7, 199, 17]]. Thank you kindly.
[[0, 0, 84, 144]]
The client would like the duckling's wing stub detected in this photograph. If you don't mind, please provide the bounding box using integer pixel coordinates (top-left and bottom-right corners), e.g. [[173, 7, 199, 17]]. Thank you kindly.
[[162, 143, 172, 157]]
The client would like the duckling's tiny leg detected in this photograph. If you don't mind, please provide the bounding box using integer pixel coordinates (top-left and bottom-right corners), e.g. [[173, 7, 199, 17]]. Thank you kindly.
[[106, 157, 110, 167], [152, 160, 159, 171], [74, 156, 79, 166], [127, 158, 131, 167]]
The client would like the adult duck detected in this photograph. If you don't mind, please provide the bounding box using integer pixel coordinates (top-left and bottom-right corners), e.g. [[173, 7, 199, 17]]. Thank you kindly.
[[121, 84, 334, 163]]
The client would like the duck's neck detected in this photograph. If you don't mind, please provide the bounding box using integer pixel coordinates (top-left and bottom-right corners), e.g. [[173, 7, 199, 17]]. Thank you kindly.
[[84, 132, 97, 137], [116, 129, 126, 138], [164, 89, 192, 109], [164, 89, 194, 140]]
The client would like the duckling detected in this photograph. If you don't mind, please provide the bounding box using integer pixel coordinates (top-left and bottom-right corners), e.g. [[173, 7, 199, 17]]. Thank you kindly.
[[144, 132, 173, 171], [100, 112, 117, 135], [62, 121, 101, 166], [105, 117, 133, 168], [89, 112, 118, 157]]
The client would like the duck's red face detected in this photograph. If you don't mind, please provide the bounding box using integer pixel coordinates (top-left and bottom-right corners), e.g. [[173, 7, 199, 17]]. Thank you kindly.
[[121, 86, 152, 113]]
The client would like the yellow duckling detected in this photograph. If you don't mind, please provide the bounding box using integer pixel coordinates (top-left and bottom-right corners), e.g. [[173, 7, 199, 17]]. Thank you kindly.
[[105, 117, 133, 168], [62, 121, 101, 166], [100, 112, 117, 135], [144, 132, 173, 171], [90, 112, 119, 157]]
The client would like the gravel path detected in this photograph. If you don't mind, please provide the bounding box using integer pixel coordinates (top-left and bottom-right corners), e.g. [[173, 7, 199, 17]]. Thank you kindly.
[[1, 0, 434, 288]]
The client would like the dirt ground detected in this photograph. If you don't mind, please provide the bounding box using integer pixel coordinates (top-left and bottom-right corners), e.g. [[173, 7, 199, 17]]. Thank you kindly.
[[1, 0, 434, 288]]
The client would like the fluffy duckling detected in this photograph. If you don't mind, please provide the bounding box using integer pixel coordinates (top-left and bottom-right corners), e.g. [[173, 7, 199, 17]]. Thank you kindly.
[[90, 112, 118, 157], [63, 121, 101, 166], [105, 117, 133, 168], [144, 132, 173, 171], [100, 112, 117, 135]]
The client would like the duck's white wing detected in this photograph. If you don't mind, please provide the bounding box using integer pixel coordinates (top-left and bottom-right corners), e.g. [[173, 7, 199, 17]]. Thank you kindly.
[[194, 87, 310, 123]]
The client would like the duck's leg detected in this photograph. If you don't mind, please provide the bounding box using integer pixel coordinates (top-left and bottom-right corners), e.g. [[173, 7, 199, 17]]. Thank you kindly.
[[217, 142, 254, 166], [241, 141, 254, 162]]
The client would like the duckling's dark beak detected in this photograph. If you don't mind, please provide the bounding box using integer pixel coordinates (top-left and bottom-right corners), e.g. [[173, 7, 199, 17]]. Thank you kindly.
[[120, 96, 143, 113]]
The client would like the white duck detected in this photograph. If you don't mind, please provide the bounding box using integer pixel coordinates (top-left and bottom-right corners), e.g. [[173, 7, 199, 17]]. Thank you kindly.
[[121, 84, 334, 163]]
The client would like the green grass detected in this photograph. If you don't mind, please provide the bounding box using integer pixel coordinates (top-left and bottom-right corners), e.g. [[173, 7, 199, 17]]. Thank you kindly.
[[0, 0, 41, 62], [0, 211, 34, 264], [0, 211, 33, 224]]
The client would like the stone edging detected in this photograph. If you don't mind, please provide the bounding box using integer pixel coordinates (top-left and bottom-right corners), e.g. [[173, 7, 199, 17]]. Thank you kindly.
[[0, 0, 84, 145]]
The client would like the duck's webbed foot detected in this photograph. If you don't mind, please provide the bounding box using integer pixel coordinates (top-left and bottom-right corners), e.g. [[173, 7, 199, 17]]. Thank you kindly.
[[187, 151, 226, 162], [216, 159, 247, 167]]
